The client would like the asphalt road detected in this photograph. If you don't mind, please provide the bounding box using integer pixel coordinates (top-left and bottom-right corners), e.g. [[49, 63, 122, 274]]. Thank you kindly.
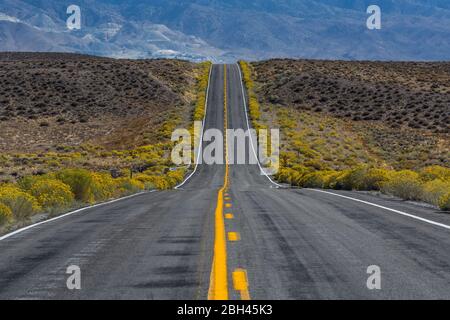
[[1, 64, 450, 300]]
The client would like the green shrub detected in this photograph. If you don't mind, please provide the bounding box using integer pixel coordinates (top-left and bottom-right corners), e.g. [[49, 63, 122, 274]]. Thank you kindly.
[[332, 170, 353, 190], [0, 185, 40, 221], [343, 166, 371, 190], [439, 192, 450, 211], [18, 175, 48, 191], [29, 179, 74, 210], [0, 203, 13, 226], [362, 168, 392, 191], [323, 171, 342, 189], [275, 168, 303, 186], [381, 170, 423, 200], [56, 169, 94, 203]]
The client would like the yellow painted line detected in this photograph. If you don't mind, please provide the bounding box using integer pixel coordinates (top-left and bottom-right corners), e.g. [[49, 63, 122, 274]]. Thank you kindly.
[[225, 213, 234, 220], [224, 197, 231, 201], [208, 65, 230, 300], [233, 269, 251, 300], [225, 203, 232, 208], [228, 232, 240, 241]]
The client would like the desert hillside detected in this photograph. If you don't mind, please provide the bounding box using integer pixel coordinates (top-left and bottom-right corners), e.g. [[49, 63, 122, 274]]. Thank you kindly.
[[0, 53, 212, 230], [240, 60, 449, 210], [0, 53, 209, 185], [248, 59, 449, 170], [0, 52, 198, 152], [253, 59, 449, 133]]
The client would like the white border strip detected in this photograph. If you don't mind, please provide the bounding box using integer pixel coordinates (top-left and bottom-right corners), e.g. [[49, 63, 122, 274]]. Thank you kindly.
[[308, 189, 450, 231], [175, 64, 213, 189], [0, 191, 156, 241], [236, 63, 283, 188]]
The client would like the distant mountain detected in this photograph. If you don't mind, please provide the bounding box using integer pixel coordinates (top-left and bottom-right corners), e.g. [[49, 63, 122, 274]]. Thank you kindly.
[[1, 0, 450, 61], [0, 0, 224, 61]]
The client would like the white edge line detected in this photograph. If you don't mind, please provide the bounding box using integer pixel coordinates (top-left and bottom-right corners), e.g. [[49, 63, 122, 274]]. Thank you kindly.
[[175, 64, 213, 189], [0, 190, 156, 241], [235, 63, 283, 188], [307, 188, 450, 231]]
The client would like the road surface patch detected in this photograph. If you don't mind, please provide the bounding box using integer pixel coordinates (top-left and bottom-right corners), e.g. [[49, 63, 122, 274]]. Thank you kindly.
[[309, 189, 450, 231]]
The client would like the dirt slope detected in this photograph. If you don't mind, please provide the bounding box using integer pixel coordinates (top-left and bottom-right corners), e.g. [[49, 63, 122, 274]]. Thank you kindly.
[[0, 52, 198, 152]]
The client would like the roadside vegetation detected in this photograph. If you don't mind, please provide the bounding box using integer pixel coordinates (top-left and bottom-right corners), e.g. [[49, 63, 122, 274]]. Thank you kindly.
[[239, 60, 450, 210], [0, 54, 211, 231], [239, 61, 262, 130]]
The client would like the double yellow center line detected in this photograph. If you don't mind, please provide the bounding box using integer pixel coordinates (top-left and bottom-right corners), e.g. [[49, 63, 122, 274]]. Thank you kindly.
[[208, 65, 230, 300], [208, 65, 250, 301]]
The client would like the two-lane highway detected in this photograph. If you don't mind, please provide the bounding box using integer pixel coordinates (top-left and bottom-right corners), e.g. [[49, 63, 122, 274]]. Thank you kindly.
[[1, 64, 450, 299]]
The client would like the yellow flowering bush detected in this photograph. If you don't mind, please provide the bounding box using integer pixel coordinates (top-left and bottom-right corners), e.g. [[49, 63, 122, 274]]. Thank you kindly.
[[29, 179, 74, 210], [277, 164, 450, 210], [239, 61, 262, 128], [239, 61, 254, 90], [421, 179, 450, 208], [0, 185, 40, 220], [275, 168, 301, 185], [381, 170, 423, 200], [300, 171, 336, 188], [439, 192, 450, 211], [18, 175, 49, 191], [193, 62, 212, 121], [166, 169, 186, 186], [56, 169, 94, 203], [136, 174, 171, 190], [116, 178, 145, 195], [0, 202, 13, 226], [91, 173, 117, 201], [362, 168, 392, 191], [419, 166, 450, 182], [249, 96, 261, 122]]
